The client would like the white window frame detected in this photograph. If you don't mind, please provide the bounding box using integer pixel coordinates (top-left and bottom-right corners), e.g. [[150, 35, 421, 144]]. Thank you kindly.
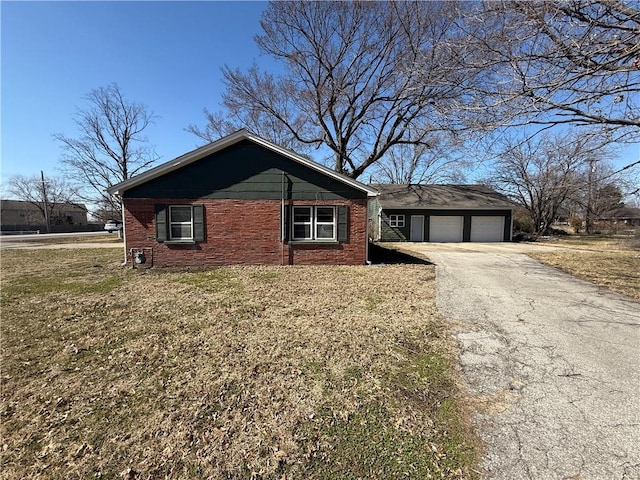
[[292, 206, 313, 241], [389, 214, 405, 228], [169, 205, 194, 240], [292, 205, 337, 241]]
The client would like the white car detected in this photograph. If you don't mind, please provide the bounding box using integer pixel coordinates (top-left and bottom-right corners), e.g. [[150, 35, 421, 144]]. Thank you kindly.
[[104, 220, 123, 232]]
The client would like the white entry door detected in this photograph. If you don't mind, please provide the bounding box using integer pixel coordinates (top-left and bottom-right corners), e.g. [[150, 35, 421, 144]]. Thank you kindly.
[[429, 216, 464, 242], [410, 215, 425, 242]]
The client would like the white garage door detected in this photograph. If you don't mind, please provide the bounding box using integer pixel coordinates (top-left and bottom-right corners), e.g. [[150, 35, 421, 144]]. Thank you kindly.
[[470, 216, 505, 242], [429, 216, 463, 242]]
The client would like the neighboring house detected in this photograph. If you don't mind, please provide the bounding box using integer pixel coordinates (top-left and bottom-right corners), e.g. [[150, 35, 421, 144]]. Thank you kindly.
[[369, 184, 514, 242], [0, 199, 88, 232], [596, 205, 640, 227], [107, 130, 378, 267]]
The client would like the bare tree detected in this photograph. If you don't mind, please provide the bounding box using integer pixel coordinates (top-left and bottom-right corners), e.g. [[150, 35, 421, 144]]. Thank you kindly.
[[593, 184, 624, 216], [571, 156, 639, 232], [55, 83, 159, 215], [487, 130, 607, 235], [3, 173, 80, 232], [190, 1, 476, 179], [188, 89, 306, 152], [90, 198, 123, 224], [368, 135, 470, 184], [462, 1, 640, 148]]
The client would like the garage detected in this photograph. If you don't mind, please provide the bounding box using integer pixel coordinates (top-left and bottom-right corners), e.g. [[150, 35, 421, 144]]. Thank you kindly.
[[429, 215, 464, 242], [470, 216, 505, 242], [372, 184, 514, 243]]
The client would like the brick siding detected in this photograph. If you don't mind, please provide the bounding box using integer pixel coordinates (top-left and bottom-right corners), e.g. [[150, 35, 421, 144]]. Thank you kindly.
[[122, 198, 368, 267]]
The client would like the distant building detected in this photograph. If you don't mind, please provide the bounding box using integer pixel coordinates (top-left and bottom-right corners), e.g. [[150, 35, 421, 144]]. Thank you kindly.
[[596, 205, 640, 228], [0, 199, 88, 232]]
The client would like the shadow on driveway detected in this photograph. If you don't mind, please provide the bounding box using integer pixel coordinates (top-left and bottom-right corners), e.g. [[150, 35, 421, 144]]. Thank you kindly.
[[368, 242, 432, 265]]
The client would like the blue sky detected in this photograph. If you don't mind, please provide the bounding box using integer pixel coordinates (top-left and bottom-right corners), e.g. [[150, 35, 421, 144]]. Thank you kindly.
[[1, 0, 270, 184], [1, 1, 638, 191]]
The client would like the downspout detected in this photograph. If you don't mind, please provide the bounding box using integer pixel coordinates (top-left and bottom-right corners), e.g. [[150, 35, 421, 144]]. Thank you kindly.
[[281, 171, 286, 266], [118, 195, 127, 266]]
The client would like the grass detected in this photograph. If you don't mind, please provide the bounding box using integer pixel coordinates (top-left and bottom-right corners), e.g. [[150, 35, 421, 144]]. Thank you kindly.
[[528, 235, 640, 299], [1, 248, 479, 479]]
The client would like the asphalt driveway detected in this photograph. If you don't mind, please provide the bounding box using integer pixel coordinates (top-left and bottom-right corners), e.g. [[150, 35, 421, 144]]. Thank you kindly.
[[396, 243, 640, 480]]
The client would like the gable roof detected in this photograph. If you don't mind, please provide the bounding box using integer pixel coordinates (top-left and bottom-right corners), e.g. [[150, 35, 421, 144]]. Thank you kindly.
[[373, 184, 515, 210], [600, 205, 640, 219], [107, 130, 378, 197]]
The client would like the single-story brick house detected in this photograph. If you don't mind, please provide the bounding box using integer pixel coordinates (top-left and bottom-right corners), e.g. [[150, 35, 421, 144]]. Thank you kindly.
[[369, 184, 514, 242], [107, 130, 378, 267], [596, 205, 640, 227]]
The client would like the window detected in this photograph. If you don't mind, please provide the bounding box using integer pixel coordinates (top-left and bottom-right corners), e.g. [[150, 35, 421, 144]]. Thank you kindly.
[[155, 204, 204, 242], [315, 207, 336, 239], [293, 206, 312, 240], [170, 206, 193, 240], [292, 206, 336, 241], [389, 214, 405, 228]]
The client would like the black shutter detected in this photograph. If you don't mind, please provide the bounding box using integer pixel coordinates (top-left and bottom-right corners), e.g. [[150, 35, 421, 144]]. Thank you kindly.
[[155, 204, 167, 242], [281, 204, 290, 241], [337, 205, 348, 242], [193, 204, 205, 242]]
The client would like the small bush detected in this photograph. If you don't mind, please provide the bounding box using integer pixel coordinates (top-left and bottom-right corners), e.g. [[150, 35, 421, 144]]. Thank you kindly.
[[513, 232, 534, 242], [569, 215, 583, 234], [512, 209, 534, 234]]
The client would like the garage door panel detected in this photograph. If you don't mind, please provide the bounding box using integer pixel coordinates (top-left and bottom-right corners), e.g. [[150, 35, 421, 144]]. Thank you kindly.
[[470, 216, 504, 242], [429, 216, 463, 242]]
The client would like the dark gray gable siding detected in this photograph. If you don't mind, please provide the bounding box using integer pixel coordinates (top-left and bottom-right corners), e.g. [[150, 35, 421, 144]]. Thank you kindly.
[[379, 209, 407, 241], [124, 140, 367, 201]]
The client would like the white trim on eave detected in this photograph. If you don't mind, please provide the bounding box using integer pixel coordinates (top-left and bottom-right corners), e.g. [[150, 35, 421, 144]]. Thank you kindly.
[[107, 130, 378, 198]]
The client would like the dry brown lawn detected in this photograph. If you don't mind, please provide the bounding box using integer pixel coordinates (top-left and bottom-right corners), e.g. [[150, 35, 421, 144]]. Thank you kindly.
[[1, 248, 478, 479], [0, 233, 122, 246], [529, 235, 640, 299]]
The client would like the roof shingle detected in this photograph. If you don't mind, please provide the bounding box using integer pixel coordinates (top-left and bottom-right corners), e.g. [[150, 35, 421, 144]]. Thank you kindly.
[[372, 184, 514, 210]]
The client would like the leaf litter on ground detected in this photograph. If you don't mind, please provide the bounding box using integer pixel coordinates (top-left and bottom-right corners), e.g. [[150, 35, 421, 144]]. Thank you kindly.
[[1, 249, 478, 479]]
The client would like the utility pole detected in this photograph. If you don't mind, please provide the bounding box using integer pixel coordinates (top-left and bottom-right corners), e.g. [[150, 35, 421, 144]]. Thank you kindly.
[[40, 170, 50, 233], [585, 158, 596, 235]]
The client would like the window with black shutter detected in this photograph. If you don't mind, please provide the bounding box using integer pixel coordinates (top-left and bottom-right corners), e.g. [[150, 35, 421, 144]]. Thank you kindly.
[[155, 204, 204, 243], [285, 205, 349, 243]]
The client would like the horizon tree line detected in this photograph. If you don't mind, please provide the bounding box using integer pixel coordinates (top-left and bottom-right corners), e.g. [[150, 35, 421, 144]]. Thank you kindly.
[[3, 1, 638, 232]]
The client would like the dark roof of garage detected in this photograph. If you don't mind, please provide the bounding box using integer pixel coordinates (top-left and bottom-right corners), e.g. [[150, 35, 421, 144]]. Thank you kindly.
[[372, 184, 515, 210]]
